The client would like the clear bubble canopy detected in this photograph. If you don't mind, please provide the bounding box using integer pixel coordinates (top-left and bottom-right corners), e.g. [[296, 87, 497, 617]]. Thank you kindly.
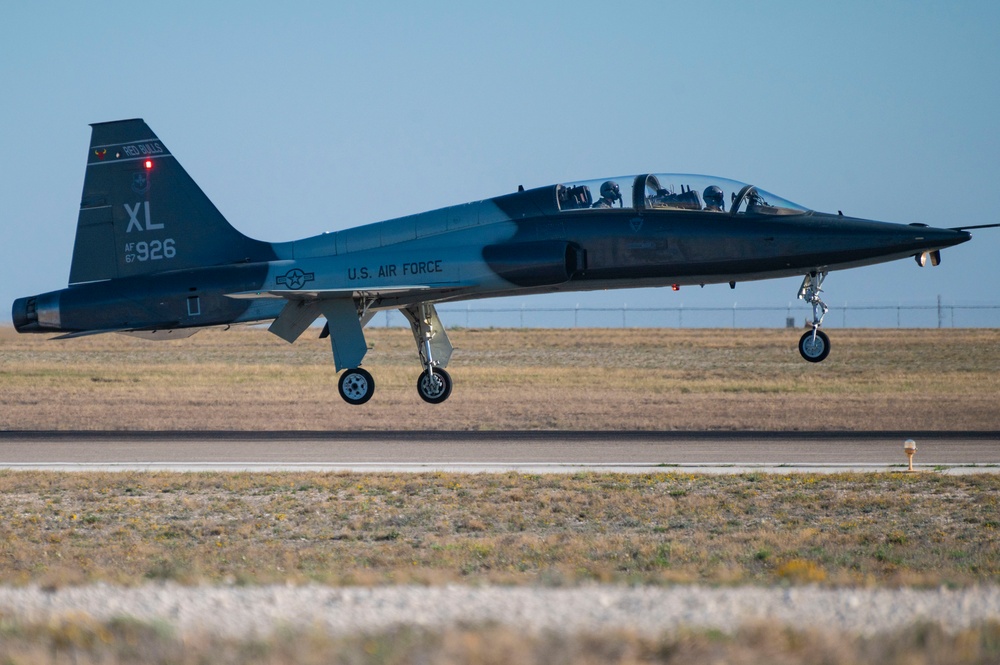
[[555, 173, 809, 216]]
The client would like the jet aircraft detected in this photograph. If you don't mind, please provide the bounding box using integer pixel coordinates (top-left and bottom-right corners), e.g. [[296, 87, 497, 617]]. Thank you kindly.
[[12, 120, 995, 404]]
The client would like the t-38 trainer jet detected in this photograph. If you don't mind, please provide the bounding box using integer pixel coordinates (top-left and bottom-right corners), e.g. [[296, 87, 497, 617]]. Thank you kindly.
[[12, 120, 995, 404]]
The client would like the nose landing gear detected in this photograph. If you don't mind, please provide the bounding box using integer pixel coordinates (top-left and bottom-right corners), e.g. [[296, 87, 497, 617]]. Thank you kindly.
[[797, 271, 831, 363]]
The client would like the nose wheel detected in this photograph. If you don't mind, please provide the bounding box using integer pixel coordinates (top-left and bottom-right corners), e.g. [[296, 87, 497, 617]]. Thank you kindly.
[[338, 367, 375, 405], [798, 328, 830, 362]]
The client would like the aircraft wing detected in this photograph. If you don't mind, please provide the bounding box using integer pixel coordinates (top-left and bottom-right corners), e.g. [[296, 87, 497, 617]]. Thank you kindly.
[[51, 327, 152, 340], [51, 325, 199, 340], [224, 286, 433, 300], [228, 284, 467, 362]]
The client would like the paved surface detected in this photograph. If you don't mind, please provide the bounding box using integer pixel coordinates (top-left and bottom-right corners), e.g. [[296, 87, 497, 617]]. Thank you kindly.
[[0, 430, 997, 472]]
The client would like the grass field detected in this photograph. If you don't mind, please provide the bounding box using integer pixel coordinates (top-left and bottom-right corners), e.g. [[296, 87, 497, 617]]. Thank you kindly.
[[1, 615, 997, 665], [1, 470, 996, 589], [2, 326, 998, 663], [1, 326, 998, 431], [0, 469, 999, 663]]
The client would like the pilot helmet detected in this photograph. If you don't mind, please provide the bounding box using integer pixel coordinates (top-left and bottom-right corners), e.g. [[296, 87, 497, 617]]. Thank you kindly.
[[600, 181, 621, 201], [704, 185, 724, 208]]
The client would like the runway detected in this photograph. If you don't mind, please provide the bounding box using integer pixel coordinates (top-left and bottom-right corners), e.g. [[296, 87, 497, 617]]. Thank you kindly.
[[0, 430, 997, 473]]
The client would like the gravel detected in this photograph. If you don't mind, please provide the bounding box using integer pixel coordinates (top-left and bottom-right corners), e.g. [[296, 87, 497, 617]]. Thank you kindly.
[[1, 584, 998, 638]]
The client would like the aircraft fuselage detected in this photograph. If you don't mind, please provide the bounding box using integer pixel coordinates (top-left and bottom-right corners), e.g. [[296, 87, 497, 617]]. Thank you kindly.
[[10, 120, 984, 403]]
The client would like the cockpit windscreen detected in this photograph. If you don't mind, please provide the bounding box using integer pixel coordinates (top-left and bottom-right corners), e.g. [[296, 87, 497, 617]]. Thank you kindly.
[[556, 174, 809, 216]]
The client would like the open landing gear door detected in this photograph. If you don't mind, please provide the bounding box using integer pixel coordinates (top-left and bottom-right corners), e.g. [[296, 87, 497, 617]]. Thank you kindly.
[[402, 303, 455, 404], [268, 300, 324, 344], [269, 297, 368, 371], [401, 303, 453, 369], [319, 299, 368, 371]]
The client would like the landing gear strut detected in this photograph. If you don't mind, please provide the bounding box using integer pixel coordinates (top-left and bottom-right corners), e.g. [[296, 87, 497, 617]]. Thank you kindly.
[[797, 271, 831, 363], [402, 303, 455, 404]]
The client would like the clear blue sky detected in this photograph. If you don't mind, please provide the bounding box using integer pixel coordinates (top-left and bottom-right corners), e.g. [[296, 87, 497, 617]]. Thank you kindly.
[[3, 1, 999, 327]]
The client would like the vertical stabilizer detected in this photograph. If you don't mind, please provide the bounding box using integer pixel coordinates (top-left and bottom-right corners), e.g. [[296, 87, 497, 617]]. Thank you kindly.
[[69, 119, 274, 284]]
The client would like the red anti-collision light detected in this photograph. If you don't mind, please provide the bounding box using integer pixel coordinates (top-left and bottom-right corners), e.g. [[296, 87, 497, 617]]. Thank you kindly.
[[144, 159, 153, 169]]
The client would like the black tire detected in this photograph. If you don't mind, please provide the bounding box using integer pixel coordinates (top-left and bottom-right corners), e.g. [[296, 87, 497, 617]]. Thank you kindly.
[[338, 367, 375, 405], [417, 368, 452, 404], [798, 329, 831, 363]]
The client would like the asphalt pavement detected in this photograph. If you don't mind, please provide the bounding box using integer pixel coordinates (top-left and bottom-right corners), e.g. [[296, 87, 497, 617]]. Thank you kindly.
[[0, 430, 996, 473]]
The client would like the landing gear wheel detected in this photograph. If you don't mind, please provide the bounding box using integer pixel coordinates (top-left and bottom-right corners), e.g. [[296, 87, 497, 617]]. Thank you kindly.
[[417, 368, 452, 404], [338, 368, 375, 405], [798, 329, 831, 363]]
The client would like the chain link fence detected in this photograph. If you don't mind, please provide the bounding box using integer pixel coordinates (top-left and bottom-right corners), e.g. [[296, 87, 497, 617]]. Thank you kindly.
[[374, 301, 1000, 329]]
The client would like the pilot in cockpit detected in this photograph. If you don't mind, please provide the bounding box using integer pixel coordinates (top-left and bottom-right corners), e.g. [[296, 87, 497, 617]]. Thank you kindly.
[[703, 186, 725, 212], [592, 181, 623, 209]]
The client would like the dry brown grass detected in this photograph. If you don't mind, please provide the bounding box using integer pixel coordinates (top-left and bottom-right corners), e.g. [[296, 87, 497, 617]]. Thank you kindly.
[[0, 471, 996, 589], [1, 615, 998, 665], [1, 326, 998, 431]]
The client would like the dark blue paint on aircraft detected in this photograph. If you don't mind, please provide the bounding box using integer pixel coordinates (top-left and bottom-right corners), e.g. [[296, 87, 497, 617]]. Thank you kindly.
[[12, 120, 994, 403]]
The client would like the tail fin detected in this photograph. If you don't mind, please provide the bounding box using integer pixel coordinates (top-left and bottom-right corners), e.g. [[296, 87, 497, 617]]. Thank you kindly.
[[69, 119, 274, 284]]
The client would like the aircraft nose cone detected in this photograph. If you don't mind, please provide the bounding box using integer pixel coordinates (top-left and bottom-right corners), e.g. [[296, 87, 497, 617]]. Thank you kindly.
[[909, 225, 971, 250]]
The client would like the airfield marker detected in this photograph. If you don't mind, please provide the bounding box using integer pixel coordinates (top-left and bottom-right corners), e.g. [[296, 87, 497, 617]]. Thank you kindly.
[[904, 439, 917, 472]]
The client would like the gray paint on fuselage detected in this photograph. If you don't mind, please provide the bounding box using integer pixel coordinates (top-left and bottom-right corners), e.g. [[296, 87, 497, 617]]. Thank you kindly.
[[262, 206, 523, 298], [273, 199, 516, 261]]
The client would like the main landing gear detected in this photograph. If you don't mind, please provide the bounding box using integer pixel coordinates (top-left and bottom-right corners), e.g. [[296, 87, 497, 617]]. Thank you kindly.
[[797, 271, 831, 363], [404, 303, 454, 404], [417, 367, 452, 404], [334, 301, 455, 405], [338, 367, 375, 405]]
